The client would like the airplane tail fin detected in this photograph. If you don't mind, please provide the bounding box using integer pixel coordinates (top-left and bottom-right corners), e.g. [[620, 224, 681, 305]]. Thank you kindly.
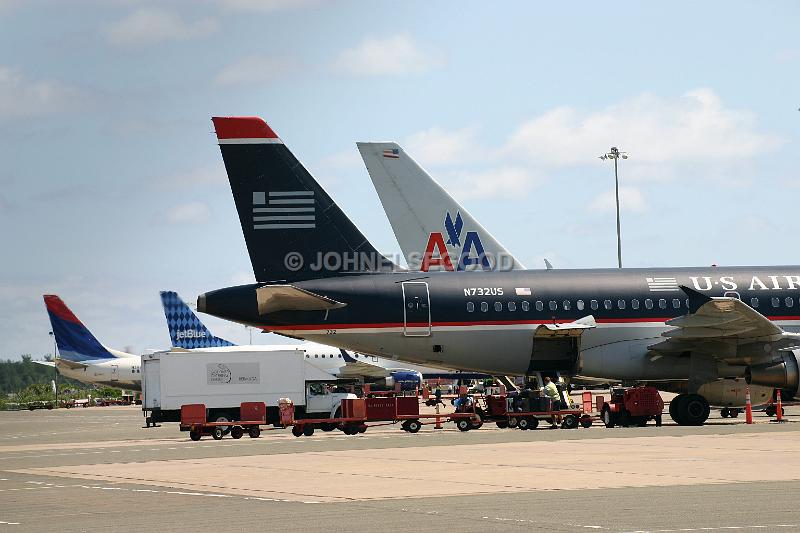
[[212, 117, 396, 282], [160, 291, 236, 348], [357, 142, 524, 272], [43, 295, 116, 362]]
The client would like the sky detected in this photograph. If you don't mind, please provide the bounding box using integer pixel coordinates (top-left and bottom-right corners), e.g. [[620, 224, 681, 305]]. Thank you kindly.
[[1, 0, 798, 359]]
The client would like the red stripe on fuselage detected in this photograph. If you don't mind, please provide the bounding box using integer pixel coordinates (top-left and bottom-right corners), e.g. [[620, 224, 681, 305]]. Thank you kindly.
[[43, 295, 83, 325], [260, 315, 800, 332]]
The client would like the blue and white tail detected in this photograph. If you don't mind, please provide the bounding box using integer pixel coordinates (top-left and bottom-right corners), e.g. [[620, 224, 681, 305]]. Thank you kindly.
[[160, 291, 236, 348]]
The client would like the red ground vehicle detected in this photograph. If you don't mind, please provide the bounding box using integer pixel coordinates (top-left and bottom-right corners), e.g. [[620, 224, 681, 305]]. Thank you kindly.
[[456, 394, 592, 431], [600, 387, 664, 428]]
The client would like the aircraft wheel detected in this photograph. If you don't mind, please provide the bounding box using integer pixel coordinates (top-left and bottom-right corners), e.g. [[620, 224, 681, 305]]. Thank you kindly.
[[729, 409, 740, 418], [230, 426, 243, 439], [248, 427, 261, 438], [721, 407, 730, 418], [681, 394, 710, 426], [669, 394, 688, 425], [765, 405, 776, 417]]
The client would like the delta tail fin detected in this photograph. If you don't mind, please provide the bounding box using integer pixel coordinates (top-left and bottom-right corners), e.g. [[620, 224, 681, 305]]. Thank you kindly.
[[43, 295, 120, 362], [212, 117, 396, 282], [357, 142, 525, 272], [160, 291, 236, 348]]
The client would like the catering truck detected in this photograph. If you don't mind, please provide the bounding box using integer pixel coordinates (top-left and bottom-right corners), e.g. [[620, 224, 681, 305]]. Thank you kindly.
[[142, 347, 356, 426]]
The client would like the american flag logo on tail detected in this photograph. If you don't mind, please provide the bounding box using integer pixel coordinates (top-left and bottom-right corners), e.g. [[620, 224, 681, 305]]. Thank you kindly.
[[251, 191, 315, 230], [382, 148, 400, 159]]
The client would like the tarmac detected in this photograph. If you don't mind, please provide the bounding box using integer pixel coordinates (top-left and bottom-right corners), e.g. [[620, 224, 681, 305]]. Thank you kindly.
[[2, 404, 800, 532]]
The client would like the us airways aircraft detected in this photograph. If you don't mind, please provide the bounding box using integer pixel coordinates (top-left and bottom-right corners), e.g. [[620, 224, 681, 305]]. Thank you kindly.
[[198, 116, 792, 426], [357, 142, 780, 409], [161, 290, 460, 388], [42, 295, 142, 390]]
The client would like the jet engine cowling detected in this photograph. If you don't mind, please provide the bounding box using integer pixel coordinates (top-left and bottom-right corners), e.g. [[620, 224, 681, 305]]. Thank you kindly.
[[745, 352, 799, 398], [380, 371, 423, 391]]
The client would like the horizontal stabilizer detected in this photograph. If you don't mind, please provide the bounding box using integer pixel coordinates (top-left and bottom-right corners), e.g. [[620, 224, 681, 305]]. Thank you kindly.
[[34, 360, 56, 368], [56, 359, 89, 370], [256, 285, 347, 315]]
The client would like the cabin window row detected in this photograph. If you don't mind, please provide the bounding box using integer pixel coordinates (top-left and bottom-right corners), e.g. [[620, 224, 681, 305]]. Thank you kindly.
[[751, 296, 795, 308], [465, 298, 691, 313]]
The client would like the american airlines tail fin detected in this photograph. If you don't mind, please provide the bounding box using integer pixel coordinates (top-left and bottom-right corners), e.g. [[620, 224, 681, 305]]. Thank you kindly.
[[160, 291, 236, 348], [43, 295, 125, 362], [212, 117, 396, 282], [357, 142, 524, 272]]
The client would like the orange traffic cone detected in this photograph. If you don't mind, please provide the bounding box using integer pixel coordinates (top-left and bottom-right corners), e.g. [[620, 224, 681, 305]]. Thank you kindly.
[[435, 403, 442, 429], [776, 389, 784, 423], [745, 386, 753, 424]]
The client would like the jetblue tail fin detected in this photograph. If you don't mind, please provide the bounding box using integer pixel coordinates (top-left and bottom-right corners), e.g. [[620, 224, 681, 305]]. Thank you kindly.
[[212, 116, 396, 282], [43, 295, 116, 362], [160, 291, 236, 348], [357, 142, 524, 272]]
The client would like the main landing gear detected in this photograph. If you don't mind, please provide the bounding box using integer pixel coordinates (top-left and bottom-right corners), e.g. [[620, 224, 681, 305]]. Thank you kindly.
[[668, 394, 710, 426]]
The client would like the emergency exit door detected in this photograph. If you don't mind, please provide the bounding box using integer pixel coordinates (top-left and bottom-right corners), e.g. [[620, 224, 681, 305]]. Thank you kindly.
[[402, 282, 431, 337], [110, 364, 119, 382]]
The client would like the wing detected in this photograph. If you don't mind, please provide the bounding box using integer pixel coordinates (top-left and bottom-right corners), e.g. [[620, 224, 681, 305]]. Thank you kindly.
[[649, 286, 800, 359], [335, 349, 391, 379], [256, 285, 346, 315]]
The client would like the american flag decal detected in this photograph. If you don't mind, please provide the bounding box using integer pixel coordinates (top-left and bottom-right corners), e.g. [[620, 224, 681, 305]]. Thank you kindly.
[[646, 277, 679, 292], [252, 191, 315, 230], [382, 148, 400, 159]]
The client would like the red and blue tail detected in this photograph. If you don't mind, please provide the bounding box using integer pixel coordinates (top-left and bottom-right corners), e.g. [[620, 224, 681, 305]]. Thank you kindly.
[[43, 295, 115, 362]]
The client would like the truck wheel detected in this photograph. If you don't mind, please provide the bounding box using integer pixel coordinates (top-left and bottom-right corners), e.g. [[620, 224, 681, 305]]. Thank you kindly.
[[729, 409, 740, 418], [765, 405, 776, 417], [580, 415, 593, 428], [721, 407, 730, 418], [517, 417, 530, 430], [495, 420, 509, 429], [320, 423, 337, 432], [456, 419, 471, 432], [470, 416, 483, 430], [291, 425, 303, 437], [507, 417, 518, 428], [230, 426, 244, 439], [211, 427, 224, 440], [248, 427, 261, 439], [406, 420, 421, 433], [562, 414, 579, 429], [303, 425, 315, 437], [528, 416, 539, 429], [602, 407, 614, 428], [357, 424, 367, 434], [189, 430, 201, 441]]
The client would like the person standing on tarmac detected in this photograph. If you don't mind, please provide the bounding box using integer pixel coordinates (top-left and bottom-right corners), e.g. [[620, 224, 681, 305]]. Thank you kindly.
[[542, 376, 561, 428]]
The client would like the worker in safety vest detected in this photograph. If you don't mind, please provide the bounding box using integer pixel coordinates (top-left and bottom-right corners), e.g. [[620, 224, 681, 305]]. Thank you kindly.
[[542, 376, 562, 427]]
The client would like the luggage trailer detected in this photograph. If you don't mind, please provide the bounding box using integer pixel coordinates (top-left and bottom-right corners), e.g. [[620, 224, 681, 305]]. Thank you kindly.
[[449, 394, 593, 431]]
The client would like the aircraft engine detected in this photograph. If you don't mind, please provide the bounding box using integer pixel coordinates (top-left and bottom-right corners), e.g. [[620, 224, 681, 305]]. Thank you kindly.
[[745, 352, 799, 398], [697, 379, 773, 407], [380, 371, 423, 391]]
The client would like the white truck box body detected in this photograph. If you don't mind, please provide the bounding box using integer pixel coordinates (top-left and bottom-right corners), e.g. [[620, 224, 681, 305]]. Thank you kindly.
[[143, 347, 340, 412]]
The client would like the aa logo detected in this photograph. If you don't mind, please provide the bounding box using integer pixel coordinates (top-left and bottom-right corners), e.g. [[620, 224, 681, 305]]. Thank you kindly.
[[421, 211, 490, 271]]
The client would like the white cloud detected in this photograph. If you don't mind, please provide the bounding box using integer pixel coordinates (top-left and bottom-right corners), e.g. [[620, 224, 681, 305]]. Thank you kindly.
[[333, 34, 445, 76], [214, 55, 295, 87], [158, 202, 212, 224], [0, 67, 81, 118], [217, 0, 322, 12], [105, 8, 218, 47], [506, 89, 783, 167], [405, 126, 480, 166], [589, 186, 648, 214]]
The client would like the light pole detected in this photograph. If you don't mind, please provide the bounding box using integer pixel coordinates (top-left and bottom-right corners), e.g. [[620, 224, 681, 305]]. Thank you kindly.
[[49, 331, 58, 407], [599, 147, 629, 268]]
